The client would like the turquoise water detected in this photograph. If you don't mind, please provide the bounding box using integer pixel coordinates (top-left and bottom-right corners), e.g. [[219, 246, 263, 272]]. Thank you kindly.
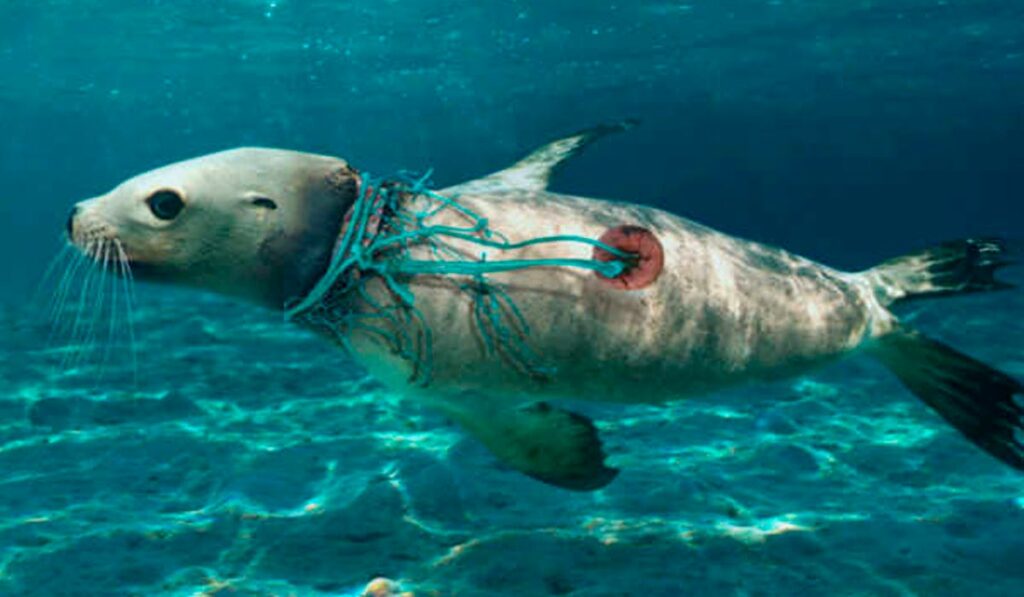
[[3, 1, 1024, 595]]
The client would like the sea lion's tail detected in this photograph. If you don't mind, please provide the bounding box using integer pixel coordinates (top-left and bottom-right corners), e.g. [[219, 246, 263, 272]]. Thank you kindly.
[[864, 238, 1015, 307], [862, 237, 1022, 472]]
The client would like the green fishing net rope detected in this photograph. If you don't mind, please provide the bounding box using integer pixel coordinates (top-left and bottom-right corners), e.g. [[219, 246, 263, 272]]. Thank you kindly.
[[286, 171, 633, 385]]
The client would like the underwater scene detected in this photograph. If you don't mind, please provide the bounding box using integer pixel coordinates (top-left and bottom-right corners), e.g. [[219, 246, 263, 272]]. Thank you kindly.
[[2, 1, 1024, 595]]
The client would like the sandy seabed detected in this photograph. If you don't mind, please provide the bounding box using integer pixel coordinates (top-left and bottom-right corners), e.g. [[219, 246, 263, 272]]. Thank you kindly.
[[1, 280, 1022, 596]]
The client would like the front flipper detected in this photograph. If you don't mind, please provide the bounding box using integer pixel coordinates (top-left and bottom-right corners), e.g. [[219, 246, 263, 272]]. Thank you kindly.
[[441, 400, 618, 491]]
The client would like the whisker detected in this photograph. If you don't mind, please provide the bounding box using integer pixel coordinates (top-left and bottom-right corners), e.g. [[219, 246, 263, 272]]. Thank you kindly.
[[64, 240, 100, 371], [60, 240, 92, 337], [115, 240, 139, 387], [80, 240, 110, 375], [49, 247, 87, 334], [101, 241, 121, 381], [44, 255, 83, 362], [35, 243, 73, 313], [44, 248, 78, 343]]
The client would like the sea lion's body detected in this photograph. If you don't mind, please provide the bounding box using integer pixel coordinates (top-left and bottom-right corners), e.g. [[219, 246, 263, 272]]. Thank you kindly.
[[341, 188, 882, 406], [66, 123, 1023, 490]]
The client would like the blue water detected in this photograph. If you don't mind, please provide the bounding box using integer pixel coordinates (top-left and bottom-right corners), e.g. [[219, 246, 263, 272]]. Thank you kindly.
[[2, 1, 1024, 595]]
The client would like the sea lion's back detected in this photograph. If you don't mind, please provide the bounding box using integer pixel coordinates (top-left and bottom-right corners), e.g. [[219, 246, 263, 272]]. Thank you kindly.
[[394, 189, 874, 400]]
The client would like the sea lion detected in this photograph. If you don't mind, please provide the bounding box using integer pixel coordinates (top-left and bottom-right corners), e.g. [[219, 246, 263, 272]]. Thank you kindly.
[[67, 123, 1022, 490]]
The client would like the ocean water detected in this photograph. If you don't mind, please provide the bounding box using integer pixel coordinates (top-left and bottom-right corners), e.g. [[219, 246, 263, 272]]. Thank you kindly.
[[2, 1, 1024, 595]]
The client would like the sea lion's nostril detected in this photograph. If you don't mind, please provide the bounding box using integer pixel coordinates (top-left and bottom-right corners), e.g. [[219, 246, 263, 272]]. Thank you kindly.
[[66, 205, 79, 239]]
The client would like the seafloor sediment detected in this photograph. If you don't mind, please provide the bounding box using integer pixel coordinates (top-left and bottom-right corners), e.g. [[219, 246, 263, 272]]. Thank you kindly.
[[1, 278, 1022, 596]]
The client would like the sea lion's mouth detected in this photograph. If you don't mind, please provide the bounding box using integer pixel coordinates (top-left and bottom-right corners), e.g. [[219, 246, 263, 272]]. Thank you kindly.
[[68, 235, 145, 279]]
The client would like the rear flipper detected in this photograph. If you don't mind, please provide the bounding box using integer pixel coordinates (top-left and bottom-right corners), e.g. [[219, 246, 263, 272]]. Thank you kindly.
[[867, 238, 1016, 306], [871, 328, 1024, 470], [437, 398, 618, 491]]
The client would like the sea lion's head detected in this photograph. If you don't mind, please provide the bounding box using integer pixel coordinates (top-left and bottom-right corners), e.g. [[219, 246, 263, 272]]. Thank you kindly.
[[67, 147, 359, 309]]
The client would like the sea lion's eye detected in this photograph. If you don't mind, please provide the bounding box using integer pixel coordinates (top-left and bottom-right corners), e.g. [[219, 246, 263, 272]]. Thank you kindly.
[[251, 197, 277, 210], [147, 190, 185, 221]]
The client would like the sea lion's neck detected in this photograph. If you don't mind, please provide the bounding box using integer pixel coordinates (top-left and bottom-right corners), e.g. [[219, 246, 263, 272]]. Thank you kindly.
[[274, 165, 363, 311], [283, 173, 414, 317]]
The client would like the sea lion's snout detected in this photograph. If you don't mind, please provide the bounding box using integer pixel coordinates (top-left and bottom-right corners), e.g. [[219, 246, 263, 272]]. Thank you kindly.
[[65, 205, 79, 240], [66, 196, 120, 252]]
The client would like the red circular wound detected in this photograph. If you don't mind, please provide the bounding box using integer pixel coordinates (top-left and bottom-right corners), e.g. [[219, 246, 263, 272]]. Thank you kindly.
[[592, 225, 665, 290]]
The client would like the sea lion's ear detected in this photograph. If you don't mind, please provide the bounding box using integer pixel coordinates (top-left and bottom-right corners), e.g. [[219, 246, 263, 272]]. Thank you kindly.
[[447, 120, 638, 195], [439, 399, 619, 491]]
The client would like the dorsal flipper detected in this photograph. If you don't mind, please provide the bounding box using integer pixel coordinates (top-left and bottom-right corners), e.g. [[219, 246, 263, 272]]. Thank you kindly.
[[451, 120, 638, 195], [438, 399, 618, 491]]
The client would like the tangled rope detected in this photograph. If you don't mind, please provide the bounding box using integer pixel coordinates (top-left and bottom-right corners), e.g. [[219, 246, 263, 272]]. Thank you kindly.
[[285, 171, 633, 386]]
